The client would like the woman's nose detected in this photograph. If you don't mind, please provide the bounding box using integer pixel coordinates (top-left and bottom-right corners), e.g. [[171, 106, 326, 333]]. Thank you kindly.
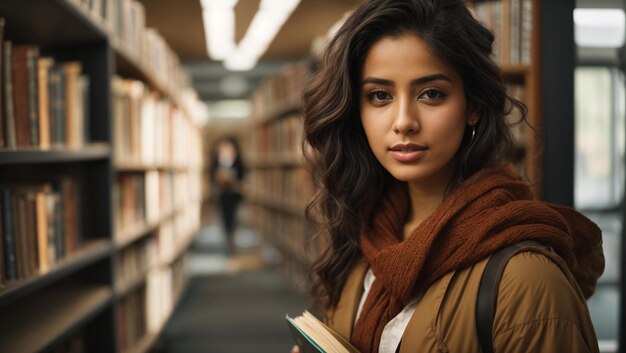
[[392, 98, 419, 134]]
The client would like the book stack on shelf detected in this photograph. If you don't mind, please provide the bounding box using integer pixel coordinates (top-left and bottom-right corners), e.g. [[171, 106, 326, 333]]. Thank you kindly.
[[467, 0, 541, 194], [244, 61, 317, 289], [0, 0, 206, 351], [469, 0, 533, 67]]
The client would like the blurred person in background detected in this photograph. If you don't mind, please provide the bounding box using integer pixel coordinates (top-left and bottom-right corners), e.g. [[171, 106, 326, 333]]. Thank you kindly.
[[210, 136, 245, 255]]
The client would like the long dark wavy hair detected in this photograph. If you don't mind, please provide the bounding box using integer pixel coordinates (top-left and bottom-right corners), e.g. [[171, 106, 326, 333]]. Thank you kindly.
[[303, 0, 528, 310]]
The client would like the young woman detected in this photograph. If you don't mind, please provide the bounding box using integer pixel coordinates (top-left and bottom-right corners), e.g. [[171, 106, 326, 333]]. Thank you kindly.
[[299, 0, 604, 352]]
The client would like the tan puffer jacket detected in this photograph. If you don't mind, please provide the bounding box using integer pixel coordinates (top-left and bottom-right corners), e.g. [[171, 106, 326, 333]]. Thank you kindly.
[[327, 249, 600, 353]]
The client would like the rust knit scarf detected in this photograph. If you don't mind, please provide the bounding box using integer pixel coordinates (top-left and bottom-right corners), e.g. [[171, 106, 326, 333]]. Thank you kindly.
[[350, 164, 604, 353]]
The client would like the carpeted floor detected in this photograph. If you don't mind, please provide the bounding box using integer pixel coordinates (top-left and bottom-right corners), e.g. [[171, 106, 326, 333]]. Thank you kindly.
[[152, 224, 310, 353]]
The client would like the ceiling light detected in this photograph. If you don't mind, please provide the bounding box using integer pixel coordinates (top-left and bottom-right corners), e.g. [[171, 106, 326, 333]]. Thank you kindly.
[[219, 75, 250, 97], [208, 99, 252, 119], [574, 8, 625, 48], [201, 0, 239, 60], [224, 0, 301, 71]]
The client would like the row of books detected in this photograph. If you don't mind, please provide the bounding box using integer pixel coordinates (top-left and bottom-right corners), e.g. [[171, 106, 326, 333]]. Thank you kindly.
[[113, 170, 202, 241], [159, 209, 202, 266], [115, 213, 195, 287], [250, 203, 317, 293], [469, 0, 533, 66], [112, 76, 203, 168], [0, 180, 80, 287], [247, 167, 314, 212], [169, 203, 202, 261], [114, 172, 146, 240], [247, 113, 304, 162], [249, 204, 317, 264], [250, 61, 309, 121], [66, 0, 193, 104], [245, 61, 316, 289], [145, 263, 176, 334], [0, 19, 89, 150], [116, 227, 187, 352], [115, 235, 157, 292], [116, 256, 186, 351], [116, 284, 147, 353]]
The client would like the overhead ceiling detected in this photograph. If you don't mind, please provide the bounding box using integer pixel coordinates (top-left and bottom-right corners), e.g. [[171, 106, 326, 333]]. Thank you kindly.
[[137, 0, 362, 102]]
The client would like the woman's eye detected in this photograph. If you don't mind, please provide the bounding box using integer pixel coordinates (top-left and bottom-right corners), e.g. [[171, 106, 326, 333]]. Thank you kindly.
[[367, 90, 392, 103], [419, 88, 446, 102]]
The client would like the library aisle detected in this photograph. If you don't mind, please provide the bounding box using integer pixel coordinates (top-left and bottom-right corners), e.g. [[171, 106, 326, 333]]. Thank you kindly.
[[152, 206, 309, 353]]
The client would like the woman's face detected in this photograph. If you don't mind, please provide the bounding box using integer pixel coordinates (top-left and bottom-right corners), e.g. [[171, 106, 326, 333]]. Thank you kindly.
[[218, 140, 236, 160], [359, 34, 476, 190]]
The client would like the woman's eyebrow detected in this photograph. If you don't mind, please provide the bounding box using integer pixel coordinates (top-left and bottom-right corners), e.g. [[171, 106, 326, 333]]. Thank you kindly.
[[361, 73, 452, 86]]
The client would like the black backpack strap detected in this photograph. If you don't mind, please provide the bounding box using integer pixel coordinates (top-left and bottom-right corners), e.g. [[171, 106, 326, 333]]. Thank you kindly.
[[476, 240, 550, 353]]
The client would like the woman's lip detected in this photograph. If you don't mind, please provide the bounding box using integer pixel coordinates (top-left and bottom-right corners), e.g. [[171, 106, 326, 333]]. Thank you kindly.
[[389, 149, 427, 162], [390, 143, 427, 151]]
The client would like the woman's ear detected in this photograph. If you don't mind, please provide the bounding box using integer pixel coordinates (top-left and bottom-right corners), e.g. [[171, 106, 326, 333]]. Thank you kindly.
[[466, 103, 480, 126]]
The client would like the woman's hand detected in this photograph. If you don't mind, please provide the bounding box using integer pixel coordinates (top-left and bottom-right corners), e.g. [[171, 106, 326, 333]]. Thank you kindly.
[[291, 345, 300, 353]]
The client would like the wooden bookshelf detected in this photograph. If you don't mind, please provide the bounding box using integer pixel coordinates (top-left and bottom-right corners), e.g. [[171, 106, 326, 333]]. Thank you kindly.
[[122, 267, 189, 353], [468, 0, 543, 197], [243, 61, 316, 289], [0, 143, 110, 164], [0, 0, 206, 351], [0, 284, 112, 352], [246, 190, 307, 219], [0, 239, 111, 308]]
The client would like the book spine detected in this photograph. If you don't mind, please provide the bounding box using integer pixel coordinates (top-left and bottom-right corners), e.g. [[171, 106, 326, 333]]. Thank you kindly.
[[37, 57, 52, 149], [27, 47, 39, 147], [3, 41, 16, 148], [0, 18, 5, 149], [49, 67, 64, 147], [46, 193, 58, 264], [510, 0, 521, 65], [35, 190, 49, 272], [2, 189, 16, 280], [80, 75, 90, 144], [12, 46, 31, 148], [520, 0, 532, 65], [25, 193, 39, 275], [57, 66, 67, 145], [63, 62, 82, 149], [0, 191, 4, 286], [14, 193, 27, 278], [54, 182, 65, 260], [62, 179, 78, 256]]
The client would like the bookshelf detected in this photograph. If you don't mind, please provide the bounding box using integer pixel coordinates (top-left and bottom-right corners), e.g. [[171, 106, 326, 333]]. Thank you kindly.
[[468, 0, 543, 197], [0, 0, 205, 352], [471, 0, 577, 204], [244, 62, 317, 290]]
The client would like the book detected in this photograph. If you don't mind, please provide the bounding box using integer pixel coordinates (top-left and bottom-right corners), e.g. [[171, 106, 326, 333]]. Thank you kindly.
[[286, 311, 360, 353], [0, 192, 4, 286], [62, 61, 83, 149], [3, 41, 15, 149], [12, 45, 35, 148], [49, 65, 65, 147], [0, 18, 4, 148], [26, 46, 40, 147], [35, 189, 49, 272], [2, 189, 16, 281], [37, 57, 54, 149]]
